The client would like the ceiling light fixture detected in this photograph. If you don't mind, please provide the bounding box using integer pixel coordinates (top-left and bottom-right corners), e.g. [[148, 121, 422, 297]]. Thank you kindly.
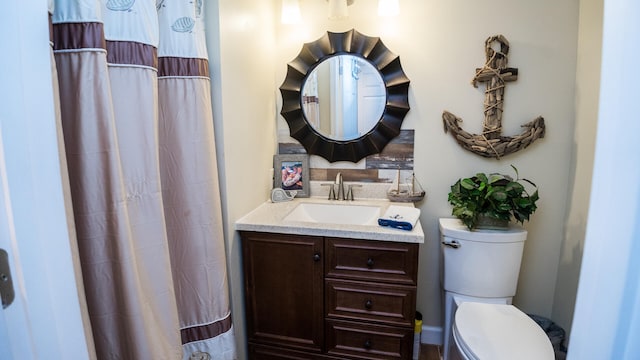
[[281, 0, 301, 24], [327, 0, 354, 20], [378, 0, 399, 17]]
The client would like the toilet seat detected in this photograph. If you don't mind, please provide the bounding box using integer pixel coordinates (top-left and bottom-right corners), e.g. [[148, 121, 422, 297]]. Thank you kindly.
[[453, 302, 554, 360]]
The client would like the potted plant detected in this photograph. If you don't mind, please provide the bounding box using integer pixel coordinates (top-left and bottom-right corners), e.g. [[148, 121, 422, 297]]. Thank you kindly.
[[447, 165, 539, 230]]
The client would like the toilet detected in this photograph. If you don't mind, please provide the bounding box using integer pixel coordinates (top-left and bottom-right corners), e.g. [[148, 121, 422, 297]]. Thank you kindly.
[[440, 218, 554, 360]]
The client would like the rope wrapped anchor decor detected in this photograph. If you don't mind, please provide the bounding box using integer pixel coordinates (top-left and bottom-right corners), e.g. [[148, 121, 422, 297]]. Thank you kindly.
[[442, 35, 545, 159]]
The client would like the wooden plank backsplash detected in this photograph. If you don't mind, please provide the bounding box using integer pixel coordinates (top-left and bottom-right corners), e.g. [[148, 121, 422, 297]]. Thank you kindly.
[[279, 130, 414, 183]]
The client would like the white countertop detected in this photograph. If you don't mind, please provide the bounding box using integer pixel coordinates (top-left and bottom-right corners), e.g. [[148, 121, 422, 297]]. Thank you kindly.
[[235, 197, 424, 243]]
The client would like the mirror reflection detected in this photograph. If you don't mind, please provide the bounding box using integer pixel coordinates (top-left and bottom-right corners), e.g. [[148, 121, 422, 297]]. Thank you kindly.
[[301, 55, 386, 141]]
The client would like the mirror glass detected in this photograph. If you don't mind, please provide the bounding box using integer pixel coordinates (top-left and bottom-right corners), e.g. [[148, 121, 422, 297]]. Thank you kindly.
[[301, 55, 385, 141]]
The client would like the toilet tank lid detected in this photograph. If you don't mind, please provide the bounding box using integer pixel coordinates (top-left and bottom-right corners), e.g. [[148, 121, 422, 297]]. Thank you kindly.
[[454, 302, 554, 360], [439, 218, 527, 242]]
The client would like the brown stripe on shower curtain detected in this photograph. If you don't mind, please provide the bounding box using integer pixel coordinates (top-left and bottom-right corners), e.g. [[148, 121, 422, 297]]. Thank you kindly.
[[181, 314, 232, 344], [158, 57, 210, 78], [106, 41, 158, 69], [52, 22, 106, 50]]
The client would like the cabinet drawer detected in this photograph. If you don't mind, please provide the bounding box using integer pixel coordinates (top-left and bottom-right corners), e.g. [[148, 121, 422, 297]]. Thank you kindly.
[[249, 343, 344, 360], [326, 279, 415, 327], [325, 238, 418, 285], [325, 319, 413, 360], [249, 342, 317, 360]]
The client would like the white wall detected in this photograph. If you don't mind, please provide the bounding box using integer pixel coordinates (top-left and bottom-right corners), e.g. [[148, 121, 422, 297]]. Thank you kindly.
[[273, 0, 580, 331], [553, 0, 602, 337], [206, 1, 278, 358], [0, 0, 94, 357], [568, 0, 640, 357], [211, 0, 593, 353], [415, 0, 579, 327]]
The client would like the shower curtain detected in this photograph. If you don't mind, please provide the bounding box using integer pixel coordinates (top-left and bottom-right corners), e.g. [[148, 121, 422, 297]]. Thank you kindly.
[[50, 0, 235, 359]]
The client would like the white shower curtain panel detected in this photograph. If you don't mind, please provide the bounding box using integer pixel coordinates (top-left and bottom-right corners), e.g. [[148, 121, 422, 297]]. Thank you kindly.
[[51, 0, 235, 359]]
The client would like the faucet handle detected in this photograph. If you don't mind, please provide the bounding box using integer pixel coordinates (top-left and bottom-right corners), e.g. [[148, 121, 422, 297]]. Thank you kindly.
[[346, 184, 362, 201], [321, 183, 336, 200]]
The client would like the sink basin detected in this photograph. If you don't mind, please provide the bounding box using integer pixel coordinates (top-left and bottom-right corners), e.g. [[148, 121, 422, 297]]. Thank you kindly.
[[283, 202, 381, 226]]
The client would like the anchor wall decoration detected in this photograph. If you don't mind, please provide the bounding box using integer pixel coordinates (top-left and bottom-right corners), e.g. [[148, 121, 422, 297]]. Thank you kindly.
[[442, 35, 545, 159]]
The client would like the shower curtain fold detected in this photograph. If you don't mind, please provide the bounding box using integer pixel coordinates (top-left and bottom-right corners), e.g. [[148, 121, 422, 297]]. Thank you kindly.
[[158, 76, 235, 358], [51, 0, 235, 359]]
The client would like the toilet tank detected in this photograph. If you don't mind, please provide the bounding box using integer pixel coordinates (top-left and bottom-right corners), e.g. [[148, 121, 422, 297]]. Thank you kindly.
[[440, 218, 527, 298]]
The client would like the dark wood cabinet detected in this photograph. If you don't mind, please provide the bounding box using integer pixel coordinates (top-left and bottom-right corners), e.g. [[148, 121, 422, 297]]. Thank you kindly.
[[241, 231, 419, 360]]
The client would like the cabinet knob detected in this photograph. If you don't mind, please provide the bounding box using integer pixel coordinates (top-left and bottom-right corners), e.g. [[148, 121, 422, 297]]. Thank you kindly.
[[366, 258, 374, 267], [365, 299, 373, 309], [364, 339, 372, 349], [313, 253, 321, 262]]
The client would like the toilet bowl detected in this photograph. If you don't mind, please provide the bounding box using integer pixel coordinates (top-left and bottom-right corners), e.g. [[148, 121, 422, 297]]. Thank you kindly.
[[440, 218, 554, 360], [451, 302, 554, 360]]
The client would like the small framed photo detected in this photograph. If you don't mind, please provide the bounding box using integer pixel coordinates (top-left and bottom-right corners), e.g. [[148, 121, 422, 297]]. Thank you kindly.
[[273, 154, 310, 198]]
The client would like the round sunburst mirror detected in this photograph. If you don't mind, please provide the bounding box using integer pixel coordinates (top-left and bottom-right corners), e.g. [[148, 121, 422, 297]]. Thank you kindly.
[[279, 29, 410, 163]]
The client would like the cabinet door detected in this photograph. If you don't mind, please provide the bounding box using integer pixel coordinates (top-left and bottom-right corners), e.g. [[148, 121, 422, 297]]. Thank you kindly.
[[242, 232, 324, 353]]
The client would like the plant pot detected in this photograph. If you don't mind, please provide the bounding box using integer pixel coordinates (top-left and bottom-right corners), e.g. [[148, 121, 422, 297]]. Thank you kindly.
[[475, 215, 509, 230]]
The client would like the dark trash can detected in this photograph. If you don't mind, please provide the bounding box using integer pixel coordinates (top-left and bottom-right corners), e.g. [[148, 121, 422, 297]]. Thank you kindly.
[[528, 314, 568, 360]]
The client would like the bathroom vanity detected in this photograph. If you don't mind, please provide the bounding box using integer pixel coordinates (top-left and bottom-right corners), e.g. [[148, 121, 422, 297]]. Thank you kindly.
[[236, 199, 424, 360]]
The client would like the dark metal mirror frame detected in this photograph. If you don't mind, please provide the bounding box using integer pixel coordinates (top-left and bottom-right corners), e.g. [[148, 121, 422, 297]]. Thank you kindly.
[[279, 29, 410, 163]]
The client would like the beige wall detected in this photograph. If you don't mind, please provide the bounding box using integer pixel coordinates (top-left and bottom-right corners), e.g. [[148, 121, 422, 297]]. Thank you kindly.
[[209, 0, 595, 353], [553, 0, 602, 336], [206, 1, 278, 358], [274, 0, 580, 327]]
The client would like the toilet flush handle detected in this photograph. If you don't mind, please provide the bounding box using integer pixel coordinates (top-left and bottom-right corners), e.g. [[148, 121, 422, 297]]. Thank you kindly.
[[441, 239, 461, 249]]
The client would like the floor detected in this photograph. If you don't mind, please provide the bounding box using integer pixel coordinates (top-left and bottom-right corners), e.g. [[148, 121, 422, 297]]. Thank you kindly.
[[420, 344, 442, 360]]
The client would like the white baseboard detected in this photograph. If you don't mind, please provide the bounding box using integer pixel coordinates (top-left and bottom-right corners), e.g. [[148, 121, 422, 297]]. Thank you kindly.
[[420, 325, 443, 346]]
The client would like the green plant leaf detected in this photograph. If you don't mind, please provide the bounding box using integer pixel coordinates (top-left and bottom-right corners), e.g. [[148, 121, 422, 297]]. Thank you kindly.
[[491, 190, 507, 201], [510, 164, 519, 178], [530, 190, 539, 202], [460, 178, 476, 190], [475, 173, 488, 184], [451, 180, 461, 193], [497, 203, 512, 211], [488, 174, 503, 184], [505, 181, 524, 194], [522, 178, 537, 188]]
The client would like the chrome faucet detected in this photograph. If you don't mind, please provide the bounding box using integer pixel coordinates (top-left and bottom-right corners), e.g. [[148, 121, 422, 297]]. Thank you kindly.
[[322, 172, 359, 200], [335, 172, 345, 200]]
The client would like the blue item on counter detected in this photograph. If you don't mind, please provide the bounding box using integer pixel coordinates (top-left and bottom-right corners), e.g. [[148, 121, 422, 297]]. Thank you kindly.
[[378, 205, 420, 231]]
